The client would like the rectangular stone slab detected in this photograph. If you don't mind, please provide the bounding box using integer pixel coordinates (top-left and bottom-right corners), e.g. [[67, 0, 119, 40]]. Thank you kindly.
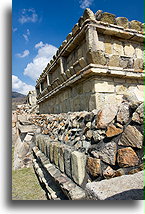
[[85, 171, 144, 200]]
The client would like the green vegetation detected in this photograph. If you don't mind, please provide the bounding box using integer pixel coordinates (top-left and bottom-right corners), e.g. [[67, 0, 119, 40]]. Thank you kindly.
[[12, 146, 47, 200]]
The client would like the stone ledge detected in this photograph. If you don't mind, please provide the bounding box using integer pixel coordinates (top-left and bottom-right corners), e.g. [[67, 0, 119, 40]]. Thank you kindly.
[[85, 171, 144, 200], [37, 64, 143, 104]]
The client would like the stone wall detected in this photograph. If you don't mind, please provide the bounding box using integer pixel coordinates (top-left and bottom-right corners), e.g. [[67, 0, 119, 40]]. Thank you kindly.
[[29, 97, 144, 187], [12, 95, 144, 199], [35, 8, 144, 114], [39, 75, 143, 114]]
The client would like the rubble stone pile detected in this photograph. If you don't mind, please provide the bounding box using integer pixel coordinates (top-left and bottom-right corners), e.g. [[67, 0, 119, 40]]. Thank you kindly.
[[29, 98, 144, 185]]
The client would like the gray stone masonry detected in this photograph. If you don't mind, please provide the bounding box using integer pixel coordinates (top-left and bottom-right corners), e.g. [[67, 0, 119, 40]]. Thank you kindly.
[[35, 8, 144, 114]]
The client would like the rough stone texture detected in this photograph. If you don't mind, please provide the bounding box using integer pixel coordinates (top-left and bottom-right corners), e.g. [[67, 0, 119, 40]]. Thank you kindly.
[[106, 124, 123, 137], [58, 145, 65, 172], [117, 147, 139, 167], [83, 8, 96, 20], [53, 143, 59, 167], [35, 8, 143, 115], [12, 96, 144, 201], [86, 157, 101, 177], [118, 125, 143, 149], [99, 142, 117, 165], [128, 163, 144, 174], [117, 102, 130, 124], [116, 17, 129, 28], [68, 186, 86, 200], [108, 55, 120, 67], [132, 103, 144, 124], [114, 168, 125, 177], [49, 143, 54, 163], [96, 103, 119, 128], [71, 151, 86, 186], [103, 166, 115, 179], [64, 147, 72, 178], [86, 171, 144, 200], [99, 12, 116, 24], [130, 20, 142, 31]]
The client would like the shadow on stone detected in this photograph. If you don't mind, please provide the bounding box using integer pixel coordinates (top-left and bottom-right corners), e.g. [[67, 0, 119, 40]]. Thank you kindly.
[[105, 189, 143, 200]]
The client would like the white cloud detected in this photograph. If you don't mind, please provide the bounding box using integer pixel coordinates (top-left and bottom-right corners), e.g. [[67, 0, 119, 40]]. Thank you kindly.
[[16, 50, 30, 58], [23, 34, 29, 42], [12, 75, 34, 95], [23, 29, 30, 42], [24, 42, 58, 81], [19, 8, 38, 24], [79, 0, 94, 9], [12, 27, 17, 32], [35, 41, 44, 49]]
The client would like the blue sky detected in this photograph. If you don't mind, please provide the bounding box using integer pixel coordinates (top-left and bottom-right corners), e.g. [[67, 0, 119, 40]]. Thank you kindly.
[[12, 0, 144, 94]]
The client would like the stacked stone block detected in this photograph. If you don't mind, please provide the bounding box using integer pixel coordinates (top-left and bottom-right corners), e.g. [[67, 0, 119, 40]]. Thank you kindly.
[[29, 97, 144, 187], [35, 8, 144, 114]]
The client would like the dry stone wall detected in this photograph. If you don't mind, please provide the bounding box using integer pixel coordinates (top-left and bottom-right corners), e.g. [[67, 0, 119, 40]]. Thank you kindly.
[[29, 97, 144, 187], [35, 8, 144, 114], [12, 95, 144, 199]]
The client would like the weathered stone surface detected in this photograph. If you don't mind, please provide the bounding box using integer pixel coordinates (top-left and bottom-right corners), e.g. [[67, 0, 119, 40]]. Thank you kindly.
[[118, 125, 143, 149], [86, 171, 144, 200], [100, 12, 116, 24], [85, 130, 93, 140], [83, 8, 96, 20], [58, 145, 64, 172], [94, 81, 115, 93], [99, 142, 117, 165], [119, 56, 131, 68], [53, 143, 59, 167], [92, 130, 105, 142], [18, 123, 36, 133], [117, 147, 139, 167], [114, 168, 125, 177], [124, 43, 135, 57], [128, 163, 144, 174], [117, 102, 130, 124], [87, 51, 107, 65], [103, 166, 115, 179], [106, 124, 123, 137], [68, 186, 86, 200], [64, 147, 72, 178], [23, 133, 34, 143], [113, 41, 124, 55], [116, 17, 129, 28], [130, 20, 142, 31], [72, 23, 80, 36], [18, 142, 30, 158], [49, 143, 54, 163], [105, 39, 112, 54], [123, 91, 143, 108], [96, 103, 119, 128], [132, 103, 144, 124], [134, 58, 143, 71], [108, 55, 120, 67], [71, 151, 86, 186], [86, 157, 101, 177]]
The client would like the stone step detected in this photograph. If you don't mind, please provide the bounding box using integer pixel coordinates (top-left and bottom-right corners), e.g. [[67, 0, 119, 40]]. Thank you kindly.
[[85, 171, 144, 200]]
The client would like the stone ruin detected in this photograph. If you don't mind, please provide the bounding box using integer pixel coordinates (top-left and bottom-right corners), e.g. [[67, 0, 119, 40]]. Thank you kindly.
[[26, 90, 37, 106], [35, 8, 143, 114], [12, 9, 144, 200]]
